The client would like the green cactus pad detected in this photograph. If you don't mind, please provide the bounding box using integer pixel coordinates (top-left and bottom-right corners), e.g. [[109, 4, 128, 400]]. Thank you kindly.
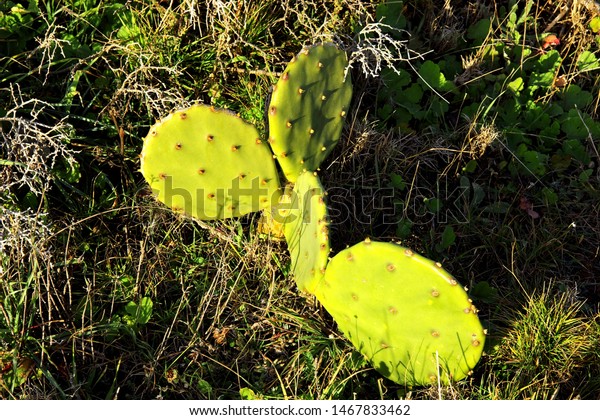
[[283, 171, 330, 293], [140, 104, 281, 220], [268, 43, 352, 182], [314, 240, 485, 385]]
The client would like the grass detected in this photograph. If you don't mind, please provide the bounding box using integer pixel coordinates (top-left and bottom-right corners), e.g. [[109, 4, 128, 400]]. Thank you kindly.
[[1, 0, 599, 399], [488, 289, 599, 399]]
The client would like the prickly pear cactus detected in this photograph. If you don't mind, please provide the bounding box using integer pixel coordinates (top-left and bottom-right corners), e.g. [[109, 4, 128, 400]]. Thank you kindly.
[[283, 171, 330, 293], [140, 104, 281, 220], [256, 184, 293, 239], [314, 240, 485, 385], [268, 43, 352, 182]]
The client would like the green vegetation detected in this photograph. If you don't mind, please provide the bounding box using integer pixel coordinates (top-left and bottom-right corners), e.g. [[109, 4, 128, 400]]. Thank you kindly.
[[1, 0, 599, 399]]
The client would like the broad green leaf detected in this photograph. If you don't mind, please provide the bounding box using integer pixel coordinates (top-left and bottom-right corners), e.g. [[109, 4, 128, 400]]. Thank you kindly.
[[562, 85, 593, 109], [472, 182, 485, 207], [403, 83, 423, 103], [535, 50, 561, 73], [528, 71, 554, 89], [579, 168, 593, 182], [470, 281, 498, 304], [577, 51, 599, 71], [382, 68, 411, 91], [197, 378, 213, 394], [539, 121, 561, 139], [424, 197, 442, 213], [561, 109, 600, 140], [483, 201, 510, 214], [505, 128, 528, 150], [523, 102, 551, 132], [240, 387, 261, 400], [396, 219, 412, 239], [124, 297, 153, 326], [137, 297, 153, 325], [418, 61, 449, 91], [376, 1, 406, 30], [463, 160, 478, 174], [507, 77, 524, 95], [388, 173, 406, 190], [563, 139, 590, 165], [377, 103, 394, 121], [429, 96, 449, 117], [467, 18, 491, 44], [439, 226, 456, 250], [523, 150, 548, 176], [542, 187, 558, 205], [116, 10, 141, 42]]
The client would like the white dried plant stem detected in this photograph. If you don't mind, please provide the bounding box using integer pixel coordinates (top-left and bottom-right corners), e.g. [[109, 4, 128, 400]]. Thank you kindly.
[[1, 85, 78, 196], [101, 47, 190, 119], [27, 15, 70, 85], [348, 22, 429, 78]]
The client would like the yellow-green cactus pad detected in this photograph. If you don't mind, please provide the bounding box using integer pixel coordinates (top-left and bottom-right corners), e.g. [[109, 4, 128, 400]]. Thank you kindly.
[[268, 43, 352, 182], [314, 240, 485, 385], [283, 171, 330, 293], [140, 104, 280, 220]]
